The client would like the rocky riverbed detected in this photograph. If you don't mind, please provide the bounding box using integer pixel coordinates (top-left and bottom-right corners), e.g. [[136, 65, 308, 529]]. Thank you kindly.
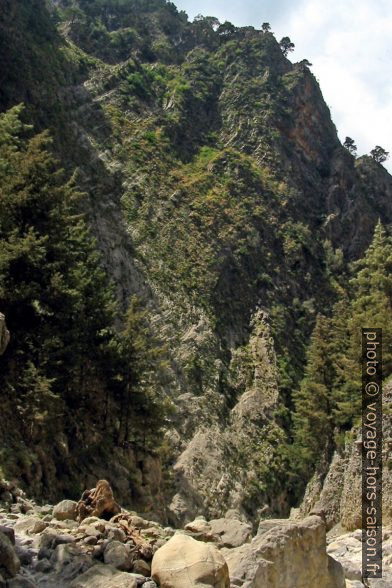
[[0, 479, 390, 587], [326, 526, 392, 588]]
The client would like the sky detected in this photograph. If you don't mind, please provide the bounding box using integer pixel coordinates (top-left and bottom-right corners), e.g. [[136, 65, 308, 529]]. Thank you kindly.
[[173, 0, 392, 173]]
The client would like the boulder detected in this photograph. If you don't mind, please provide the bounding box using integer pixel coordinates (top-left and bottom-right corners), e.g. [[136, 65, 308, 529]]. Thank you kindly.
[[106, 527, 126, 543], [326, 526, 392, 587], [51, 543, 94, 581], [69, 564, 138, 587], [14, 517, 47, 535], [53, 500, 78, 521], [82, 525, 102, 539], [76, 481, 121, 522], [15, 545, 33, 565], [132, 558, 151, 576], [36, 529, 75, 560], [0, 531, 20, 579], [224, 516, 344, 588], [152, 533, 230, 587], [184, 517, 210, 535], [104, 541, 132, 571], [35, 558, 52, 573], [16, 498, 35, 514], [83, 536, 98, 546], [127, 515, 151, 529], [184, 517, 252, 548], [0, 527, 14, 545], [208, 518, 252, 548]]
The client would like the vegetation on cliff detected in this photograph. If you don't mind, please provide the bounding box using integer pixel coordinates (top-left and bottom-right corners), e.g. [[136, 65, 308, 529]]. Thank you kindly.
[[0, 0, 391, 519], [0, 105, 167, 501], [291, 221, 392, 495]]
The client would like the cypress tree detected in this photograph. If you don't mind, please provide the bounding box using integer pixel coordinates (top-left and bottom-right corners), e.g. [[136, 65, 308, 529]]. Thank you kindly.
[[292, 314, 336, 474], [0, 105, 116, 440]]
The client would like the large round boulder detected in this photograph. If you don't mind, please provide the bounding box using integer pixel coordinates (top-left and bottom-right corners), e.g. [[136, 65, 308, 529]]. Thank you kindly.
[[151, 533, 229, 587], [53, 500, 78, 521]]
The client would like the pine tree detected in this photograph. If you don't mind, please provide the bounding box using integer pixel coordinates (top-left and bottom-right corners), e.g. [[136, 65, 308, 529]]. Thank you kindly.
[[370, 146, 389, 164], [0, 105, 116, 438], [292, 314, 336, 474], [343, 136, 357, 156], [339, 221, 392, 422], [290, 222, 392, 488], [106, 296, 170, 449], [279, 36, 295, 57]]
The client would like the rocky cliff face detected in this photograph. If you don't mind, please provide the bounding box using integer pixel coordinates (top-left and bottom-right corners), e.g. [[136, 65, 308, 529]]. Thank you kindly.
[[1, 0, 392, 525]]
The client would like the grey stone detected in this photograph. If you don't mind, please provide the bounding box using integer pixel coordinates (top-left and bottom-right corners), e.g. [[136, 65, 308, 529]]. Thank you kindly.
[[0, 526, 14, 545], [37, 529, 75, 559], [69, 564, 138, 587], [14, 545, 33, 566], [0, 531, 20, 579], [14, 517, 47, 535], [40, 505, 53, 515], [83, 525, 102, 539], [51, 543, 94, 581], [209, 517, 252, 548], [104, 541, 132, 571], [83, 536, 98, 546], [106, 528, 126, 542], [16, 499, 35, 514], [35, 558, 52, 573], [132, 559, 151, 576], [53, 500, 78, 521]]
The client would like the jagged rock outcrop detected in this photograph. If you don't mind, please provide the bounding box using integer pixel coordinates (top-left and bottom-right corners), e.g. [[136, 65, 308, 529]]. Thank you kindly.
[[76, 480, 121, 523], [223, 516, 345, 587], [0, 313, 9, 356], [168, 312, 287, 524]]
